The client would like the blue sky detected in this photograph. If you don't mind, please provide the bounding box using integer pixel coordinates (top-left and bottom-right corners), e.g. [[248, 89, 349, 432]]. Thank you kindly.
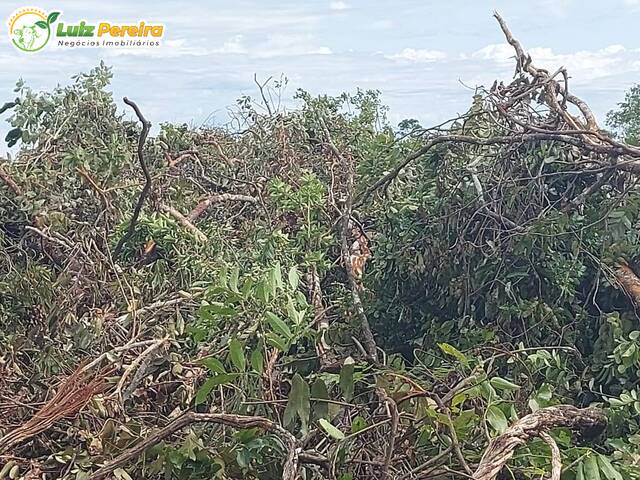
[[1, 0, 640, 151]]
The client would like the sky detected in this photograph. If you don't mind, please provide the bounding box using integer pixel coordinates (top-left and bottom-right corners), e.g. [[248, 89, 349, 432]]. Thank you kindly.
[[1, 0, 640, 152]]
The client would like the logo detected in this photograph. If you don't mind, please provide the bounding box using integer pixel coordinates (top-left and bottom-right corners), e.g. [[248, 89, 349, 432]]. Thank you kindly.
[[7, 7, 164, 52], [8, 7, 60, 52]]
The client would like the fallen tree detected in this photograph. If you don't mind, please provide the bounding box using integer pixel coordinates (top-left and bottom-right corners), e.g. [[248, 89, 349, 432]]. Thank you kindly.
[[0, 13, 638, 480]]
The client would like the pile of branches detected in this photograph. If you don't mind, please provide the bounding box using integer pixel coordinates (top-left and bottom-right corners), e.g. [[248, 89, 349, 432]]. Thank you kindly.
[[0, 13, 639, 480]]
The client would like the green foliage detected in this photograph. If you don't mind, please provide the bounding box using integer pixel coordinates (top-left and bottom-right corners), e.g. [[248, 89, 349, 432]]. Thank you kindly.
[[1, 65, 639, 480]]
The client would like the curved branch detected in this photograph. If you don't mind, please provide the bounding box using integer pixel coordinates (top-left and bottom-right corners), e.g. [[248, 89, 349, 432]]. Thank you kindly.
[[473, 405, 606, 480], [87, 412, 298, 480], [113, 97, 152, 258]]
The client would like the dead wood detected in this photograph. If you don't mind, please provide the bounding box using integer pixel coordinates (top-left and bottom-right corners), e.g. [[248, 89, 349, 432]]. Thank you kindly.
[[473, 405, 606, 480]]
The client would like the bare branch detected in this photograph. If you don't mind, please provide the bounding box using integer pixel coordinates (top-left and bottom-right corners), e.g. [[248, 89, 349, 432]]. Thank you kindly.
[[114, 97, 152, 258], [473, 406, 606, 480]]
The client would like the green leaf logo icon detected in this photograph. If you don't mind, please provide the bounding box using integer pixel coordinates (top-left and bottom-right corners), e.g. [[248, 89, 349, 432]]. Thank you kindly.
[[47, 12, 60, 24]]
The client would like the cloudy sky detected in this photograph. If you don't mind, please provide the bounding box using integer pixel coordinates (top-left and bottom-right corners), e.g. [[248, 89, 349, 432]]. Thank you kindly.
[[1, 0, 640, 149]]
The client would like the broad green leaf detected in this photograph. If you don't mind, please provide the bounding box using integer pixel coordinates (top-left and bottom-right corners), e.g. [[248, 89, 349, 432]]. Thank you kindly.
[[438, 342, 469, 366], [201, 357, 226, 375], [250, 346, 264, 373], [255, 282, 270, 304], [196, 374, 237, 404], [577, 462, 585, 480], [265, 311, 292, 338], [199, 303, 237, 319], [229, 338, 245, 371], [486, 405, 508, 433], [598, 455, 623, 480], [339, 357, 355, 401], [319, 418, 345, 440], [311, 378, 329, 420], [584, 454, 601, 480], [490, 377, 521, 391], [265, 333, 289, 352], [35, 20, 48, 29], [195, 377, 216, 404], [288, 266, 300, 290], [284, 374, 310, 431]]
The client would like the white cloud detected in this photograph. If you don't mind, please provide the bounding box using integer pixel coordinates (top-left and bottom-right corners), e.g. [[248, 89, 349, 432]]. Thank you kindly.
[[471, 43, 514, 63], [212, 35, 248, 55], [386, 48, 447, 63], [330, 1, 350, 10], [209, 33, 332, 59], [470, 43, 640, 83], [104, 38, 208, 58], [308, 47, 333, 55]]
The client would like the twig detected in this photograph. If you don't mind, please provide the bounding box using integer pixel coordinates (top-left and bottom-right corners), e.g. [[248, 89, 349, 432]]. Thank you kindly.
[[187, 193, 258, 222], [377, 389, 399, 478], [159, 204, 208, 242], [87, 412, 299, 480], [0, 163, 21, 196], [112, 337, 168, 402], [539, 432, 562, 480], [113, 97, 152, 257], [434, 395, 473, 475]]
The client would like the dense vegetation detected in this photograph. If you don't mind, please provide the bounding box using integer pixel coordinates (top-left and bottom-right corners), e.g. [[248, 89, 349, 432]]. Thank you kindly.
[[3, 15, 640, 480]]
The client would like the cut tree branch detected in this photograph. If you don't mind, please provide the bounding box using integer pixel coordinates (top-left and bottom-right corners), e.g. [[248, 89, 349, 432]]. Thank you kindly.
[[473, 405, 606, 480], [188, 193, 258, 222], [160, 203, 208, 242], [87, 412, 298, 480]]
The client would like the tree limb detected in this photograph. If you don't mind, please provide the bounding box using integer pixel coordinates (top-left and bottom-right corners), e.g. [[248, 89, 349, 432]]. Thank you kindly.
[[473, 405, 606, 480], [87, 412, 298, 480], [113, 97, 152, 258]]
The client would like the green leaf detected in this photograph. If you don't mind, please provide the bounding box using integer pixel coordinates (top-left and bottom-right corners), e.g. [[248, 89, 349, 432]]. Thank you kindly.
[[351, 416, 367, 434], [229, 338, 245, 372], [229, 266, 240, 293], [195, 378, 216, 404], [598, 455, 623, 480], [284, 374, 310, 431], [35, 20, 48, 29], [265, 312, 292, 338], [198, 303, 237, 319], [438, 342, 469, 366], [200, 357, 226, 375], [486, 405, 508, 433], [577, 462, 585, 480], [288, 266, 300, 290], [311, 378, 329, 420], [490, 377, 521, 391], [584, 454, 601, 480], [47, 11, 61, 24], [265, 333, 289, 352], [250, 346, 264, 373], [255, 281, 270, 304], [339, 357, 355, 401], [319, 418, 345, 440], [272, 262, 283, 290]]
